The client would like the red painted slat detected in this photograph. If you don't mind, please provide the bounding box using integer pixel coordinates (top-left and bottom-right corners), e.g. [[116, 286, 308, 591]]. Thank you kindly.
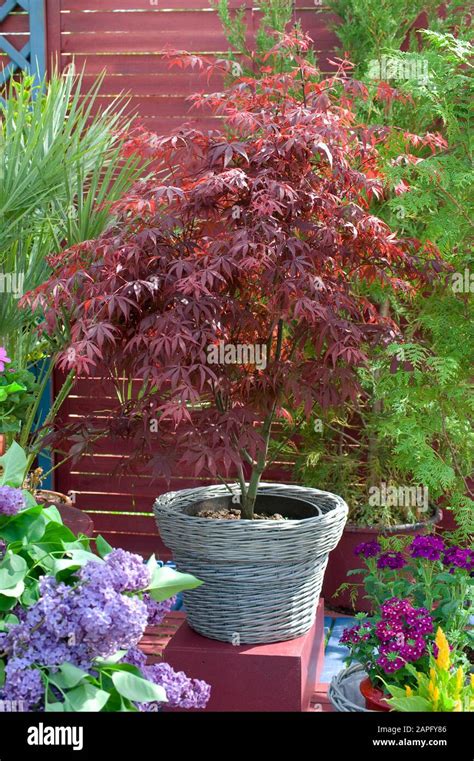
[[86, 95, 209, 119], [61, 0, 327, 9], [62, 30, 240, 54], [87, 512, 157, 533], [60, 53, 245, 76], [95, 532, 170, 558], [82, 73, 225, 97], [0, 14, 29, 33], [61, 9, 254, 34]]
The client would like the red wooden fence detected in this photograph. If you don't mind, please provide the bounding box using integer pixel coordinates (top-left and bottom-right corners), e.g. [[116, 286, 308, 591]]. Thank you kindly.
[[43, 0, 340, 135]]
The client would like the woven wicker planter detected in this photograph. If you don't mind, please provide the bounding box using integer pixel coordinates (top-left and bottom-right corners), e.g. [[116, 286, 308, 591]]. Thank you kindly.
[[154, 482, 348, 644], [328, 664, 373, 712]]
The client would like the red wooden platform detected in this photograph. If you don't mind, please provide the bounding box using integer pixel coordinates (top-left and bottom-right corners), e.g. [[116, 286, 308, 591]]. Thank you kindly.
[[139, 610, 333, 712]]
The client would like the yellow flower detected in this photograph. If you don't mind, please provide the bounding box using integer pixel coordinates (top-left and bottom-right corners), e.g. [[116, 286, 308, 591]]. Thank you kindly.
[[405, 685, 413, 697], [432, 686, 440, 705], [428, 680, 435, 696], [435, 627, 450, 671], [455, 667, 464, 694], [454, 700, 462, 712], [430, 667, 437, 682]]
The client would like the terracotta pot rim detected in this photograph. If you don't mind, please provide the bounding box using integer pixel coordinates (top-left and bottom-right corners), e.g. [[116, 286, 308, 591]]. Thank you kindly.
[[344, 507, 442, 535], [35, 489, 73, 507], [360, 676, 391, 711]]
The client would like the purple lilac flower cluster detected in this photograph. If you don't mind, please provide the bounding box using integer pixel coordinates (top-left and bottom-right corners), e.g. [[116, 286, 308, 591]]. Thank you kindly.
[[143, 593, 176, 626], [123, 647, 210, 710], [0, 486, 25, 516], [0, 550, 152, 709], [0, 549, 211, 712], [354, 534, 473, 573]]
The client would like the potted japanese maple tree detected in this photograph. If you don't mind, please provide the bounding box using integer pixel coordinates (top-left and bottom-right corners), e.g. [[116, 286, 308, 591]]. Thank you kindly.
[[27, 34, 441, 644]]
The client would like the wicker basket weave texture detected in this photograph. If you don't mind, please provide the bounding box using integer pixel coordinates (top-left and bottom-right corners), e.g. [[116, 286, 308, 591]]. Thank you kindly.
[[328, 664, 374, 712], [154, 483, 348, 643]]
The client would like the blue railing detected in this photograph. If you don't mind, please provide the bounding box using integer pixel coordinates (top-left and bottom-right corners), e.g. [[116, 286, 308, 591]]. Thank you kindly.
[[0, 0, 45, 93]]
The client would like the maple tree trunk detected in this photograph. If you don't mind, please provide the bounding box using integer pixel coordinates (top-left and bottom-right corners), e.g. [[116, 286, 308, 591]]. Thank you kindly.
[[239, 320, 283, 518]]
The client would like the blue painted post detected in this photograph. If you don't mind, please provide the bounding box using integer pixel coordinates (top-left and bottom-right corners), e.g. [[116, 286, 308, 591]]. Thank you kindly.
[[33, 359, 54, 490], [27, 0, 46, 84]]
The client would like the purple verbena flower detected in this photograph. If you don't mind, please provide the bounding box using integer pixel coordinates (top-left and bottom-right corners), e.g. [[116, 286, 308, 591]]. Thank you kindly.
[[380, 597, 412, 619], [442, 546, 474, 573], [377, 551, 406, 570], [0, 486, 25, 516], [410, 535, 445, 561], [354, 541, 381, 558]]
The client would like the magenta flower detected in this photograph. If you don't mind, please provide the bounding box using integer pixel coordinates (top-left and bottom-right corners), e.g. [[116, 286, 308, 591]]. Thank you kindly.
[[0, 347, 11, 373], [442, 546, 474, 573], [380, 597, 412, 619], [410, 535, 445, 561], [377, 551, 406, 570], [354, 541, 381, 558]]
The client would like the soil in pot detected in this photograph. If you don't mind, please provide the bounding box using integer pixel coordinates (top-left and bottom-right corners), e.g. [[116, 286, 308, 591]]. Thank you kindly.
[[359, 678, 391, 712], [186, 493, 320, 520], [322, 508, 442, 615]]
